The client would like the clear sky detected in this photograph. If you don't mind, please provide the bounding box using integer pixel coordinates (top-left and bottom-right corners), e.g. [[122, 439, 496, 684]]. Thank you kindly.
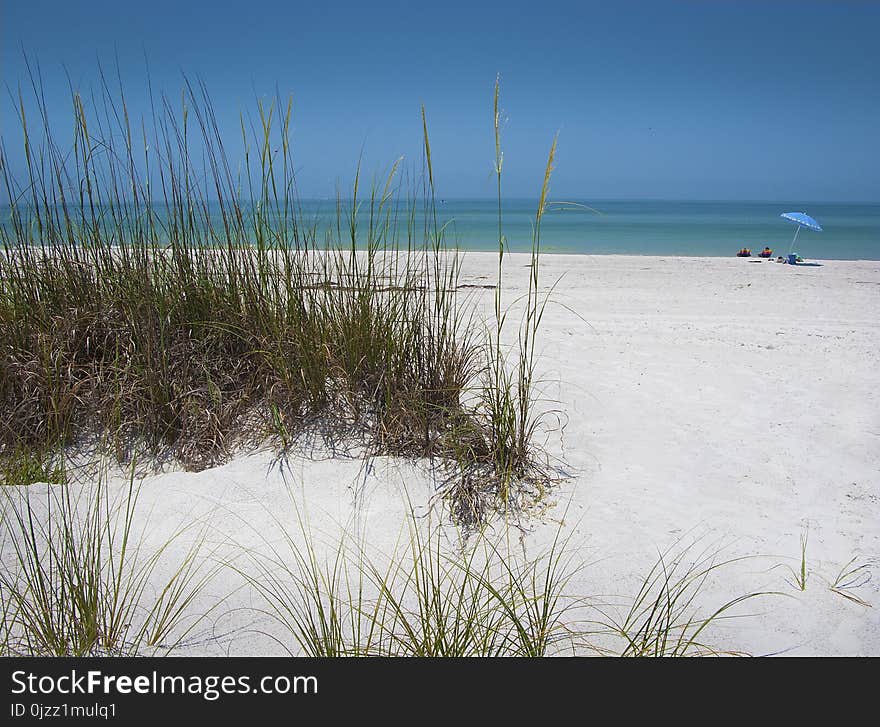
[[2, 0, 878, 201]]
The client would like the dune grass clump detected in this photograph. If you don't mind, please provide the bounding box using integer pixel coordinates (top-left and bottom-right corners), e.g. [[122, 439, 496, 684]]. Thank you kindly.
[[236, 493, 582, 657], [0, 65, 556, 521], [0, 470, 216, 656], [436, 77, 560, 522]]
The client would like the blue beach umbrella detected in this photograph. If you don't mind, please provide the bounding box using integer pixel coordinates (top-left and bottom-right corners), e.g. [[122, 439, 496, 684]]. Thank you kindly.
[[781, 211, 822, 254]]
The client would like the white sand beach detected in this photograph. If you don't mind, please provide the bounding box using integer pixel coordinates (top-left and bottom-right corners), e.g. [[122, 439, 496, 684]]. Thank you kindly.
[[7, 253, 880, 656]]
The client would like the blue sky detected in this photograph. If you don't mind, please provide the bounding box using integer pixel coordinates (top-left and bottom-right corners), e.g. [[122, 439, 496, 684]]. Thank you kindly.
[[2, 0, 878, 201]]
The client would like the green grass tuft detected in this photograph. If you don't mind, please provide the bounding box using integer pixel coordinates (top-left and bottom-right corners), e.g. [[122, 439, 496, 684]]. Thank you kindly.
[[0, 466, 218, 656], [0, 447, 65, 487], [234, 489, 583, 657]]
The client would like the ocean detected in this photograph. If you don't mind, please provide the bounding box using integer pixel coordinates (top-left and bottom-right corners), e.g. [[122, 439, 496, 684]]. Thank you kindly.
[[407, 199, 880, 260], [3, 199, 879, 260]]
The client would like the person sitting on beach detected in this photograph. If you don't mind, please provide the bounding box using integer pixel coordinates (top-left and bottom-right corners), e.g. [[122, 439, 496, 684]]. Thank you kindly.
[[737, 248, 751, 257], [759, 246, 773, 257]]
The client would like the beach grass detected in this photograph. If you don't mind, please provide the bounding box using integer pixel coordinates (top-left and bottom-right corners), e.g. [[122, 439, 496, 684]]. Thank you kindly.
[[775, 525, 810, 592], [233, 487, 585, 657], [0, 467, 216, 656], [587, 539, 774, 657], [1, 473, 768, 657], [230, 489, 770, 657], [828, 556, 872, 608], [0, 65, 554, 523], [0, 445, 66, 487]]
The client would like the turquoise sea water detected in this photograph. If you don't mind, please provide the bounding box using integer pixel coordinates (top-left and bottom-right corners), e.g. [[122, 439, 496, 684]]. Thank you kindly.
[[3, 200, 879, 260], [269, 199, 880, 259], [417, 199, 880, 260]]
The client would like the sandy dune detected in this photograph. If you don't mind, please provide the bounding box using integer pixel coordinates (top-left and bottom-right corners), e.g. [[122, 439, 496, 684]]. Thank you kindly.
[[6, 253, 879, 656]]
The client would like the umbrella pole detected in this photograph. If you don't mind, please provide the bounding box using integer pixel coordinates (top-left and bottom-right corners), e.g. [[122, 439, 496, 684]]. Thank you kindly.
[[788, 224, 801, 254]]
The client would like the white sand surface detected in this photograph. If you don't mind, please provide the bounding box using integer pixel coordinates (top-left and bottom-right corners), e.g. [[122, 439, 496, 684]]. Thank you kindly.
[[5, 253, 879, 656]]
